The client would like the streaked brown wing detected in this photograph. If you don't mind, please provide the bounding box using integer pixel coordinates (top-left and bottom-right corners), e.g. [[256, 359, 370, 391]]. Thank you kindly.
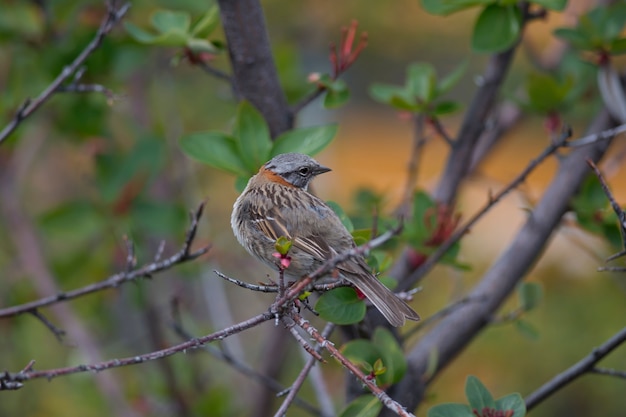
[[251, 205, 292, 242]]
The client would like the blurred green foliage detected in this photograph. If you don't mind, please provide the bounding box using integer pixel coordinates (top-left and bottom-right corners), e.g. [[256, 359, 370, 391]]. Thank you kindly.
[[1, 1, 626, 417]]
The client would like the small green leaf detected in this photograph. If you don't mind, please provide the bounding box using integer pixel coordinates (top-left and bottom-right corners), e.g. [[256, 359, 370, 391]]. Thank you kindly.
[[431, 101, 461, 115], [323, 85, 350, 108], [351, 229, 372, 246], [526, 72, 573, 113], [372, 358, 387, 376], [553, 28, 594, 50], [124, 22, 159, 43], [515, 319, 540, 340], [191, 5, 220, 37], [271, 125, 337, 157], [341, 340, 382, 366], [151, 10, 191, 34], [233, 101, 272, 172], [465, 375, 495, 412], [369, 83, 407, 104], [339, 395, 383, 417], [326, 201, 354, 232], [421, 0, 491, 16], [437, 60, 468, 95], [472, 4, 522, 53], [532, 0, 567, 11], [274, 236, 292, 255], [495, 393, 526, 417], [179, 131, 248, 176], [316, 287, 366, 324], [517, 282, 543, 311], [372, 327, 407, 385], [610, 38, 626, 54], [427, 403, 474, 417], [406, 62, 437, 102], [186, 38, 219, 53]]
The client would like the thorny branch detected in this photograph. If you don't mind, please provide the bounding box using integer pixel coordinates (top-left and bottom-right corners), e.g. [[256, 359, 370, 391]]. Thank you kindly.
[[0, 203, 210, 319], [0, 2, 130, 145], [296, 315, 416, 417]]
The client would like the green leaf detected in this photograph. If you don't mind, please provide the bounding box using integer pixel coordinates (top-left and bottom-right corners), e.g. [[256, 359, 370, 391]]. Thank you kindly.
[[341, 339, 382, 367], [532, 0, 567, 11], [179, 131, 249, 176], [515, 319, 540, 340], [427, 403, 474, 417], [431, 100, 461, 115], [610, 38, 626, 54], [274, 236, 292, 255], [151, 10, 191, 34], [437, 60, 468, 95], [124, 22, 160, 43], [233, 101, 272, 172], [186, 38, 219, 53], [339, 395, 383, 417], [316, 287, 366, 324], [406, 62, 437, 102], [517, 282, 543, 311], [526, 72, 573, 113], [191, 5, 220, 37], [323, 88, 350, 108], [125, 21, 189, 46], [369, 83, 407, 104], [495, 393, 526, 417], [326, 201, 354, 232], [465, 375, 495, 412], [372, 328, 407, 385], [421, 0, 492, 16], [472, 4, 522, 53], [271, 125, 337, 157], [553, 28, 594, 50]]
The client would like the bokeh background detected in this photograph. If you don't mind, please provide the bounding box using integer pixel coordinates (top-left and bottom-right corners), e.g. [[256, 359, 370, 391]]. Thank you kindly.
[[1, 0, 626, 416]]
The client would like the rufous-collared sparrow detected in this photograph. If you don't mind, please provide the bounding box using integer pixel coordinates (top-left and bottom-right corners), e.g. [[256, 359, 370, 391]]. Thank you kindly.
[[231, 153, 419, 326]]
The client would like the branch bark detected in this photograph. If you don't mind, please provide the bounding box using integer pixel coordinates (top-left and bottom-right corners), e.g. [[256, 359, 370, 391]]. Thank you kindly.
[[217, 0, 293, 137], [382, 110, 616, 415]]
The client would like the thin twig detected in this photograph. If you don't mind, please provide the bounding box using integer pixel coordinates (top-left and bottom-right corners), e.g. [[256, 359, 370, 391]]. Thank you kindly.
[[401, 128, 572, 289], [170, 307, 321, 415], [196, 60, 232, 82], [0, 203, 210, 319], [281, 317, 325, 363], [0, 312, 274, 390], [587, 160, 626, 261], [214, 270, 279, 292], [398, 114, 428, 219], [29, 309, 66, 342], [275, 323, 335, 417], [564, 123, 626, 147], [525, 326, 626, 410], [0, 2, 130, 145], [590, 367, 626, 379]]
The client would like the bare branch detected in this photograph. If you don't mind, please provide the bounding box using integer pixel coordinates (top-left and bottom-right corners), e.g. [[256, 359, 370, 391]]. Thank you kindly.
[[587, 159, 626, 260], [0, 203, 210, 319], [399, 128, 572, 290], [590, 367, 626, 379], [0, 2, 130, 145], [29, 310, 66, 342], [275, 323, 335, 417], [525, 325, 626, 410], [0, 311, 273, 390]]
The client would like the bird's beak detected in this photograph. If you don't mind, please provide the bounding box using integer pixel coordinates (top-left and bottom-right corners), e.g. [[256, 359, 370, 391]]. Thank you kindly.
[[315, 165, 331, 175]]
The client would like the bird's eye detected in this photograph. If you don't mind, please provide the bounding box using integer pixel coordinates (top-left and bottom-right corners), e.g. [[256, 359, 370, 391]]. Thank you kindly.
[[298, 167, 310, 176]]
